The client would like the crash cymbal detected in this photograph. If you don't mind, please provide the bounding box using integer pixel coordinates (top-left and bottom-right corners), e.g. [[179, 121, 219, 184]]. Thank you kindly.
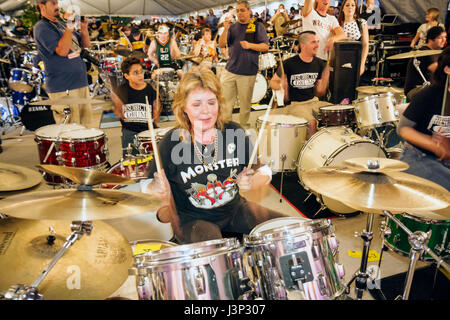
[[268, 49, 281, 53], [90, 39, 117, 46], [28, 95, 106, 106], [0, 163, 43, 192], [130, 50, 147, 59], [0, 188, 162, 220], [37, 165, 135, 186], [281, 19, 301, 28], [301, 166, 450, 214], [0, 218, 132, 300], [387, 49, 442, 60], [356, 86, 404, 95], [343, 158, 409, 173], [114, 48, 132, 57], [177, 54, 197, 60], [0, 58, 11, 64], [87, 49, 114, 55]]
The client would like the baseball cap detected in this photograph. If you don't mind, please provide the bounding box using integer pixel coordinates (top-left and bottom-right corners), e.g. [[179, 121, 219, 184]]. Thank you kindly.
[[157, 25, 169, 33]]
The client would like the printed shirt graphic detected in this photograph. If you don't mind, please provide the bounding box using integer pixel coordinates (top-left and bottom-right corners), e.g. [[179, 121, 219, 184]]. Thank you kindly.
[[147, 122, 253, 224], [122, 103, 150, 123]]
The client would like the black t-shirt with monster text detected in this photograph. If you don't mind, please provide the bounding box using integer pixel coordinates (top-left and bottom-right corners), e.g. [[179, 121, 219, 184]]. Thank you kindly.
[[277, 54, 325, 102], [403, 84, 450, 155], [147, 122, 254, 225], [117, 82, 157, 133]]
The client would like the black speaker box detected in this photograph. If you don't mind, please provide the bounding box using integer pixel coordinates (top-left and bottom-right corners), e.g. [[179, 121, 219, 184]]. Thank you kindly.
[[329, 41, 362, 104]]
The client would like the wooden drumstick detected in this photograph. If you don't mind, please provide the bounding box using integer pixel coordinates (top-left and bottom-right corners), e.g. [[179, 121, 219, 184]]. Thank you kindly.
[[146, 95, 162, 175], [247, 101, 273, 170]]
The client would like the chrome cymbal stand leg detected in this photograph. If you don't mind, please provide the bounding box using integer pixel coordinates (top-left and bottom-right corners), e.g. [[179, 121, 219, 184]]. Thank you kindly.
[[0, 221, 93, 300], [382, 210, 450, 300], [279, 154, 287, 203], [344, 212, 375, 300]]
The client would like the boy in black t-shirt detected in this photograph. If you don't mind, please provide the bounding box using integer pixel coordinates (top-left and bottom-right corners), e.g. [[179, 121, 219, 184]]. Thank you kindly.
[[111, 57, 161, 156], [270, 31, 330, 137]]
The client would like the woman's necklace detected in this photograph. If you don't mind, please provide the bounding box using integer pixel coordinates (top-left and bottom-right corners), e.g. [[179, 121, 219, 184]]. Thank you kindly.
[[193, 129, 218, 167]]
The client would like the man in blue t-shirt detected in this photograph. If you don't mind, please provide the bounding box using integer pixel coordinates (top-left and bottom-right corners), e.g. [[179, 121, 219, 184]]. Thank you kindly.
[[33, 0, 92, 126], [218, 1, 269, 129]]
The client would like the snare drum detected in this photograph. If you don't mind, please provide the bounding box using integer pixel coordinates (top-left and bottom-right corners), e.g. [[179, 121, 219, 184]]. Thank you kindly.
[[58, 128, 108, 167], [244, 217, 346, 300], [257, 114, 308, 172], [9, 68, 33, 93], [136, 127, 173, 154], [318, 105, 355, 127], [259, 53, 277, 70], [130, 238, 250, 300], [297, 127, 386, 213], [35, 124, 86, 183], [252, 73, 268, 104], [385, 213, 449, 262]]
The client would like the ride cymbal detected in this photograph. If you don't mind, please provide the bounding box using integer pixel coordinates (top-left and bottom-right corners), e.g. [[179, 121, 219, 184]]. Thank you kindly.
[[343, 157, 409, 173], [356, 86, 404, 94], [301, 166, 450, 214], [0, 189, 162, 221], [387, 50, 442, 60], [0, 163, 42, 192], [37, 165, 135, 186], [0, 218, 132, 300]]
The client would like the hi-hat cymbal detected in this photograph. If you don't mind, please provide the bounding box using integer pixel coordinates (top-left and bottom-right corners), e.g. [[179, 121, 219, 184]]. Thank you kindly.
[[0, 163, 42, 192], [356, 86, 403, 95], [90, 40, 117, 46], [301, 166, 450, 214], [387, 50, 442, 60], [0, 189, 162, 220], [344, 158, 409, 173], [28, 96, 106, 106], [0, 218, 132, 300], [37, 165, 135, 186]]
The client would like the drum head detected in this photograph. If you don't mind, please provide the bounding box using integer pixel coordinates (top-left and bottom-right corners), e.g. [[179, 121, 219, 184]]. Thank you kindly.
[[59, 128, 104, 140], [35, 123, 85, 138], [257, 114, 308, 126], [251, 73, 268, 104], [320, 105, 354, 111], [250, 217, 309, 234]]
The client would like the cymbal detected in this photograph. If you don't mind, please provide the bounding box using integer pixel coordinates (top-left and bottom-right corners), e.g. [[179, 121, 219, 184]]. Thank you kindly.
[[301, 166, 450, 214], [0, 218, 132, 300], [387, 49, 442, 60], [88, 49, 114, 55], [177, 54, 197, 60], [343, 158, 409, 173], [28, 95, 106, 106], [114, 48, 132, 57], [90, 40, 117, 46], [268, 49, 281, 53], [0, 58, 11, 64], [130, 50, 147, 59], [37, 165, 135, 186], [0, 163, 42, 192], [356, 86, 403, 94], [281, 19, 301, 28], [0, 188, 162, 220]]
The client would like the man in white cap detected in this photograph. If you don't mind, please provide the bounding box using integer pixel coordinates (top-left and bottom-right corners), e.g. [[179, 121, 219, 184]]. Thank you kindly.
[[147, 24, 183, 80]]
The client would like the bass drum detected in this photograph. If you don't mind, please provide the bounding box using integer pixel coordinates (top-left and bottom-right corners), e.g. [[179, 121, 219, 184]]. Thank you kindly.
[[252, 73, 268, 104], [297, 126, 387, 214]]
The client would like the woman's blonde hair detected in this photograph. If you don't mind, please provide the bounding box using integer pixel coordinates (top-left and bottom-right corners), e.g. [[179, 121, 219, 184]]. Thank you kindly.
[[172, 67, 228, 141], [427, 8, 440, 22]]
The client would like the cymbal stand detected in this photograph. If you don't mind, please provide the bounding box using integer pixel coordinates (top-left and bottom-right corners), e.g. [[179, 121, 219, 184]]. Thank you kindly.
[[412, 58, 430, 87], [382, 210, 450, 300], [344, 212, 375, 300], [279, 154, 287, 203], [1, 221, 93, 300]]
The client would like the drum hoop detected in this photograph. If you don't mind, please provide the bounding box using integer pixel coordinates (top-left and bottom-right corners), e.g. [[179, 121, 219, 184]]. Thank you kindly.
[[320, 106, 354, 113], [402, 212, 450, 226], [59, 134, 105, 142], [256, 117, 308, 128], [324, 139, 386, 166], [245, 219, 331, 244]]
